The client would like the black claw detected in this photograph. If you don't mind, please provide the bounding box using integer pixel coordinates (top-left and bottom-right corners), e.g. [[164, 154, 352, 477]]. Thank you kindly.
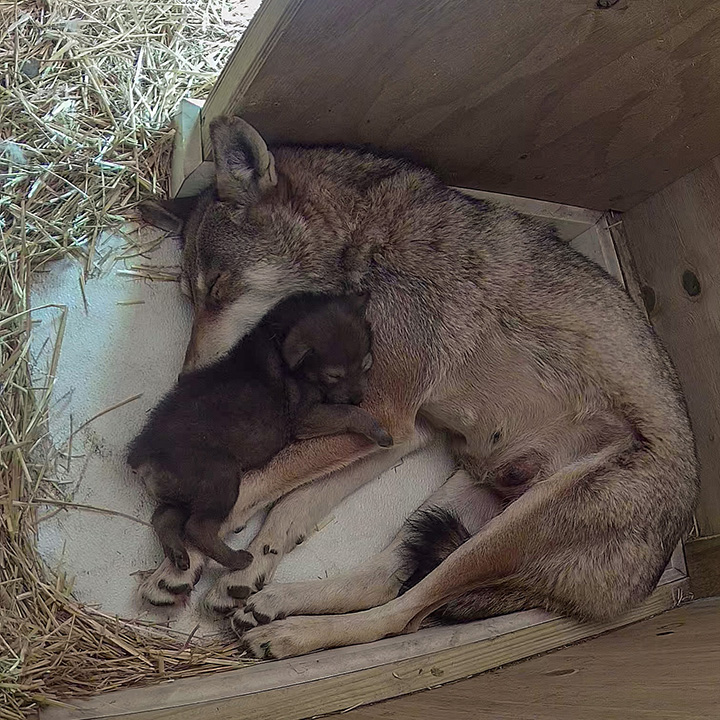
[[234, 525, 246, 534], [263, 544, 270, 555], [254, 574, 266, 591], [211, 602, 236, 616], [232, 615, 256, 633], [158, 580, 191, 596], [260, 641, 274, 660], [147, 598, 176, 608], [296, 535, 305, 545], [250, 607, 272, 624]]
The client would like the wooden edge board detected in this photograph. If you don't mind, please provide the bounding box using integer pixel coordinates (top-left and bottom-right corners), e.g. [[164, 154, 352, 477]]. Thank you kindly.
[[43, 579, 687, 720]]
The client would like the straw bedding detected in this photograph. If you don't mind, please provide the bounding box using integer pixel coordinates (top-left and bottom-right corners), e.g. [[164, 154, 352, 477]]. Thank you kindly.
[[0, 1, 260, 716]]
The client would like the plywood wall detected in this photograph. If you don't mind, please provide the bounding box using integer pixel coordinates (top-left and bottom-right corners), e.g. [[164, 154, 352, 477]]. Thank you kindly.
[[623, 157, 720, 536], [203, 0, 720, 211]]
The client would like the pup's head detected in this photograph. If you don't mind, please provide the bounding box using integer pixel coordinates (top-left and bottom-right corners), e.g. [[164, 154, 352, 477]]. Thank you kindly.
[[281, 294, 373, 405], [139, 117, 343, 373]]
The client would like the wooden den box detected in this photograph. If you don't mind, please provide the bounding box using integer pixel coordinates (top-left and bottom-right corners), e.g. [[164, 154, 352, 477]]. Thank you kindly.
[[45, 1, 720, 717]]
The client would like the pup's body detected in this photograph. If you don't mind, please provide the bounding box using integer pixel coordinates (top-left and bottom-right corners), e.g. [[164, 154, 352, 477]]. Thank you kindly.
[[138, 117, 698, 658], [128, 293, 391, 573]]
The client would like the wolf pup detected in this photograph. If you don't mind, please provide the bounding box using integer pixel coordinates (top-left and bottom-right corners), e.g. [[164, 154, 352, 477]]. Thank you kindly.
[[138, 116, 697, 660], [128, 293, 392, 575]]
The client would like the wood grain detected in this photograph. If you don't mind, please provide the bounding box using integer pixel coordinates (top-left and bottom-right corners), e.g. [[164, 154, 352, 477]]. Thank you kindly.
[[202, 0, 720, 211], [337, 597, 720, 720], [623, 158, 720, 535], [685, 534, 720, 598], [41, 581, 685, 720]]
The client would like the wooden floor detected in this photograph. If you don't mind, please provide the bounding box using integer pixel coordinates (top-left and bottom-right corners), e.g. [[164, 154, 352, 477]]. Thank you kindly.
[[334, 598, 720, 720]]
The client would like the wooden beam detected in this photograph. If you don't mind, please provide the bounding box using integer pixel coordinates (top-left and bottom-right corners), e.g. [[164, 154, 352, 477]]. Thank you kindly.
[[622, 157, 720, 536], [42, 579, 686, 720], [197, 0, 720, 211]]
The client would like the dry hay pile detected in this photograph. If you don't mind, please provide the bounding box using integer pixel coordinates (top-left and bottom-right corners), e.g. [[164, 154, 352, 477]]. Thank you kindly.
[[0, 1, 259, 716]]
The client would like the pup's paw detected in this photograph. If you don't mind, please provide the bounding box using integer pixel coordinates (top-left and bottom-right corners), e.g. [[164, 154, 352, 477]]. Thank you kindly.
[[166, 545, 190, 572], [375, 428, 394, 448], [364, 421, 393, 447], [227, 548, 254, 570]]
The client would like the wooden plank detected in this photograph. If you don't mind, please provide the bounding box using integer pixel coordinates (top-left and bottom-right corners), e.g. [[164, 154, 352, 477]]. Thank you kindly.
[[684, 534, 720, 598], [42, 580, 686, 720], [337, 597, 720, 720], [200, 0, 720, 211], [622, 158, 720, 535]]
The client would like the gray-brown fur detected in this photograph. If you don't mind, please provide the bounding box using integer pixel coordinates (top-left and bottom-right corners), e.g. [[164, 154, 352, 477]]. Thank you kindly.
[[128, 292, 391, 571], [138, 116, 698, 654]]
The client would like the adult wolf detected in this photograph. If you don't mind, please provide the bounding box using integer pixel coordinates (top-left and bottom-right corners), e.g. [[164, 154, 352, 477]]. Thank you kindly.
[[139, 116, 697, 659]]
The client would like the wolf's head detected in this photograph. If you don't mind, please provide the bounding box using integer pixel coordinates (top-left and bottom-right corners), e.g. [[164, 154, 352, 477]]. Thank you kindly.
[[140, 118, 346, 372]]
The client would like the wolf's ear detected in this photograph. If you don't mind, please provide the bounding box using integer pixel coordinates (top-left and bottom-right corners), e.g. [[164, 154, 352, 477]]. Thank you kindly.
[[210, 116, 277, 203], [138, 196, 198, 234], [282, 327, 312, 370]]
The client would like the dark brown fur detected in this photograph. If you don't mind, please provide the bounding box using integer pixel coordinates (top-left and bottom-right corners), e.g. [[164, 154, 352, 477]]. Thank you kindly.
[[128, 293, 391, 570]]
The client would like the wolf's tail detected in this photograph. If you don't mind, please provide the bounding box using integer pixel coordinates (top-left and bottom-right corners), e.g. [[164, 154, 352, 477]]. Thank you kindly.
[[399, 506, 471, 593]]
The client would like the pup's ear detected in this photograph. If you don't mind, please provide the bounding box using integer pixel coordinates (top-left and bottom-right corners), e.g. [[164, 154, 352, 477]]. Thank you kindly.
[[282, 327, 312, 370], [210, 116, 277, 203], [138, 196, 198, 235], [346, 292, 369, 313]]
